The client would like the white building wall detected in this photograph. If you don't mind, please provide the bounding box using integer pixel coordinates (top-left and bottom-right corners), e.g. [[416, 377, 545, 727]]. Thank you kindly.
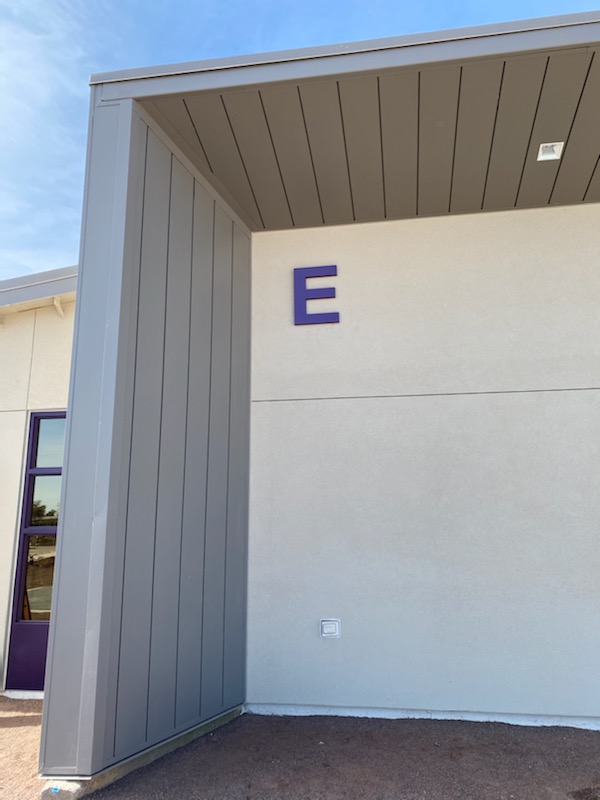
[[0, 299, 75, 688], [247, 205, 600, 723]]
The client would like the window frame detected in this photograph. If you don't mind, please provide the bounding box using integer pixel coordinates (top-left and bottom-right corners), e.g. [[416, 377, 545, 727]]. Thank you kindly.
[[12, 411, 66, 625]]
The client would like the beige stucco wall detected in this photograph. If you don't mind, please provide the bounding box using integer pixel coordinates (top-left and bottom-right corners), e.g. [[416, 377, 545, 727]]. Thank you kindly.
[[0, 299, 75, 689], [247, 204, 600, 723]]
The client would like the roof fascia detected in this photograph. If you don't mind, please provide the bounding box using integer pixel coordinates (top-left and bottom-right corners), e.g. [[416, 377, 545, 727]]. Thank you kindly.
[[94, 12, 600, 102], [0, 266, 78, 308]]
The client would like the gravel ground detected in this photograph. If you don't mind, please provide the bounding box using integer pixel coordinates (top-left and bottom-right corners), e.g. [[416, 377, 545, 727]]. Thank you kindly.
[[3, 698, 600, 800], [92, 714, 600, 800], [0, 696, 43, 800]]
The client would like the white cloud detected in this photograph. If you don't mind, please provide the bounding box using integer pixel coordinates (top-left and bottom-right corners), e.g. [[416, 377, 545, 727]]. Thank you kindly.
[[0, 0, 92, 279]]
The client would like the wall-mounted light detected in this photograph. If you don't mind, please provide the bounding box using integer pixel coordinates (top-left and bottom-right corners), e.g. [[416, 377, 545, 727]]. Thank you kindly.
[[537, 142, 564, 161]]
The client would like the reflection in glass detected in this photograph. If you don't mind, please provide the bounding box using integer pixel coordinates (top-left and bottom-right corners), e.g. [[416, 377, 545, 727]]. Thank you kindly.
[[29, 476, 61, 527], [36, 417, 66, 467], [21, 535, 55, 621]]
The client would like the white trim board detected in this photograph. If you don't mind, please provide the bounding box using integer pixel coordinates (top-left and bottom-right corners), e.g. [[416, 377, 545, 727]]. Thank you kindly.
[[244, 704, 600, 731]]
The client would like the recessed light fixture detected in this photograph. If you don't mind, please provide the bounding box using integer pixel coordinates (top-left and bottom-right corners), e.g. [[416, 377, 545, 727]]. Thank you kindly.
[[537, 142, 565, 161]]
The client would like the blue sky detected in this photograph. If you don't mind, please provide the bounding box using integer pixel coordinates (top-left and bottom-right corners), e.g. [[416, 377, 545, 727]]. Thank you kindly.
[[0, 0, 598, 280]]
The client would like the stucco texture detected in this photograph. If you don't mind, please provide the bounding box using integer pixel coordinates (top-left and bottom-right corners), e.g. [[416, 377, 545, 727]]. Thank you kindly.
[[247, 205, 600, 722], [0, 300, 74, 689]]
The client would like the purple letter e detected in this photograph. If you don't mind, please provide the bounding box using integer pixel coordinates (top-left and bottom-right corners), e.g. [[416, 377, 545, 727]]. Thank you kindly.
[[293, 265, 340, 325]]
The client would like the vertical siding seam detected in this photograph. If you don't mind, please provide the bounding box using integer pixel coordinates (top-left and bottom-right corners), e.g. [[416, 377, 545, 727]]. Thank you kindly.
[[113, 123, 149, 756], [336, 81, 356, 222], [481, 61, 507, 210], [416, 72, 421, 215], [221, 220, 235, 707], [296, 86, 325, 225], [582, 155, 600, 201], [448, 67, 463, 214], [549, 51, 596, 204], [515, 57, 550, 206], [220, 96, 266, 229], [377, 77, 387, 220], [145, 153, 174, 743], [258, 91, 295, 226], [182, 98, 213, 173], [199, 200, 216, 719], [173, 178, 195, 730]]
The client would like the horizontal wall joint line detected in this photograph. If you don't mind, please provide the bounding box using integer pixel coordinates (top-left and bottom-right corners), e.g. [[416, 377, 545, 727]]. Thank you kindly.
[[252, 386, 600, 403]]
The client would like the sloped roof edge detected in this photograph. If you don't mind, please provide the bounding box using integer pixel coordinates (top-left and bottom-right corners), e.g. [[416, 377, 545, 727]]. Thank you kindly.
[[0, 266, 78, 308], [90, 11, 600, 87]]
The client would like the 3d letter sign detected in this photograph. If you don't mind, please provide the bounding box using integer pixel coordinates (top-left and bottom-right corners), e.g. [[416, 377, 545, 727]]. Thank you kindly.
[[293, 265, 340, 325]]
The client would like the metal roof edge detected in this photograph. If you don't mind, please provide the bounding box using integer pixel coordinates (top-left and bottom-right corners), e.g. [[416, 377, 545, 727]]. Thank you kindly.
[[90, 11, 600, 86], [0, 266, 78, 308]]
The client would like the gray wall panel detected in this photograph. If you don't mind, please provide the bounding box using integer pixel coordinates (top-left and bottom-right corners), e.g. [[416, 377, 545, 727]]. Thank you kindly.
[[40, 99, 149, 775], [201, 205, 234, 720], [223, 225, 251, 709], [42, 100, 251, 776], [115, 130, 171, 757], [147, 157, 194, 742], [98, 110, 148, 769], [175, 183, 215, 729]]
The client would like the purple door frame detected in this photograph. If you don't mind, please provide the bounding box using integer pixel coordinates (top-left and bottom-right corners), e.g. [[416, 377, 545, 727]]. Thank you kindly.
[[6, 411, 65, 691]]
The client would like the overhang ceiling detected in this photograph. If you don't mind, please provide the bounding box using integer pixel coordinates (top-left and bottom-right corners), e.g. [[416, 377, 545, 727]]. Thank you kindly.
[[97, 14, 600, 232]]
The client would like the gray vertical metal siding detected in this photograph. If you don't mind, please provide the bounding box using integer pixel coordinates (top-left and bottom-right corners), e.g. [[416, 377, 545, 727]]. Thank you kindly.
[[115, 128, 171, 757], [114, 122, 250, 758], [175, 183, 214, 729], [223, 225, 251, 708], [40, 97, 148, 775], [40, 102, 251, 777], [200, 205, 234, 721]]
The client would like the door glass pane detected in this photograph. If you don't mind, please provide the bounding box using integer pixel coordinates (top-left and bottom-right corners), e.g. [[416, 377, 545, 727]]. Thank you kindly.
[[36, 417, 66, 467], [29, 476, 61, 527], [21, 535, 56, 621]]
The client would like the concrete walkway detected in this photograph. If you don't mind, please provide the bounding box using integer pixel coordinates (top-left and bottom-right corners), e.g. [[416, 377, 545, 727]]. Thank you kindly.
[[4, 698, 600, 800]]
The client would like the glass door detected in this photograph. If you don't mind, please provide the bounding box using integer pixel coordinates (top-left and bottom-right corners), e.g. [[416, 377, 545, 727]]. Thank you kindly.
[[6, 413, 66, 690]]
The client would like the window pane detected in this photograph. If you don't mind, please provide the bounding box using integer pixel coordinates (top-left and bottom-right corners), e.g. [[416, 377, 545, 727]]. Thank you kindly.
[[36, 417, 66, 467], [21, 535, 55, 621], [29, 476, 61, 527]]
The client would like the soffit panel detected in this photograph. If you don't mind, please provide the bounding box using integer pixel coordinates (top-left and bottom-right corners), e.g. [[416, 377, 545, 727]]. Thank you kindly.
[[297, 81, 354, 225], [338, 76, 385, 222], [516, 50, 594, 208], [184, 93, 263, 227], [585, 161, 600, 202], [551, 50, 600, 204], [152, 97, 212, 172], [417, 65, 461, 216], [379, 71, 419, 218], [259, 85, 323, 227], [482, 55, 548, 210], [144, 44, 600, 232], [221, 91, 293, 229], [450, 60, 504, 214]]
